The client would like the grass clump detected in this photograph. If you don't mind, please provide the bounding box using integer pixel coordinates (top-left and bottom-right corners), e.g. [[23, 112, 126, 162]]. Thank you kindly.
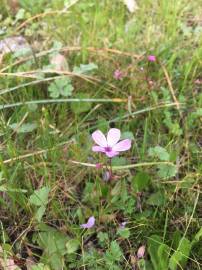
[[0, 0, 201, 269]]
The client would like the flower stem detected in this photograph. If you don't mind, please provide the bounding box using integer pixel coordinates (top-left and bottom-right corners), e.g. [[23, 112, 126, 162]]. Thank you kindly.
[[109, 158, 113, 180]]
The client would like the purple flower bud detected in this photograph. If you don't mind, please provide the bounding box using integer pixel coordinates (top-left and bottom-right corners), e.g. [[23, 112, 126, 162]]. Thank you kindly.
[[80, 216, 95, 229]]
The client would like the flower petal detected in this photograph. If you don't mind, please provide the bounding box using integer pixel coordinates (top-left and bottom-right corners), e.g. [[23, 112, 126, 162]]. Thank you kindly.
[[92, 130, 107, 147], [148, 55, 156, 62], [107, 128, 121, 147], [80, 216, 95, 229], [106, 150, 119, 158], [92, 146, 105, 153], [137, 245, 146, 259], [112, 139, 131, 152]]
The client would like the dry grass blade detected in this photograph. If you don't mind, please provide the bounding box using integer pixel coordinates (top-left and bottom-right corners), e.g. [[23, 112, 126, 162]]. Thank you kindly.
[[160, 63, 182, 116]]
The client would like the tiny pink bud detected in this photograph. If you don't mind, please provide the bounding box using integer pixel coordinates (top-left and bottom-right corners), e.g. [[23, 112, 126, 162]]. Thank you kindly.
[[137, 245, 145, 259], [148, 80, 154, 86], [95, 163, 102, 169], [113, 69, 123, 80], [148, 55, 156, 62]]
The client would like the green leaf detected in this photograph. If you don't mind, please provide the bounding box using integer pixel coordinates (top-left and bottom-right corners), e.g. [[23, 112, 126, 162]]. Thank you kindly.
[[105, 241, 123, 264], [169, 237, 191, 270], [191, 227, 202, 246], [117, 228, 130, 239], [31, 263, 51, 270], [146, 191, 166, 206], [35, 205, 46, 222], [29, 187, 50, 206], [97, 232, 109, 246], [148, 235, 162, 270], [195, 108, 202, 116], [158, 243, 170, 269], [73, 63, 98, 74], [9, 122, 37, 133], [172, 230, 182, 250], [112, 157, 128, 166], [48, 77, 73, 98], [66, 239, 80, 254], [132, 171, 150, 192], [15, 8, 25, 20], [121, 131, 134, 140], [157, 164, 177, 178], [34, 225, 69, 270], [137, 259, 153, 270], [71, 93, 92, 114], [148, 146, 170, 161], [111, 181, 122, 196]]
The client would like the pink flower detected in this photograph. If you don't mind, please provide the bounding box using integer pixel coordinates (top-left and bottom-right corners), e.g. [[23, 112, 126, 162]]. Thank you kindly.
[[92, 128, 131, 158], [113, 69, 123, 80], [137, 245, 146, 259], [80, 216, 95, 229], [148, 55, 156, 62]]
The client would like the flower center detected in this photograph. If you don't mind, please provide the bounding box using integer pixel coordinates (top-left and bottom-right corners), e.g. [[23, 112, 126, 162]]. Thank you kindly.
[[104, 146, 112, 152]]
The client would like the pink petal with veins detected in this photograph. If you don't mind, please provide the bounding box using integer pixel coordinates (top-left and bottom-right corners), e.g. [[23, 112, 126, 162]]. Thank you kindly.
[[112, 139, 131, 152], [106, 150, 119, 158], [107, 128, 121, 147], [92, 146, 105, 152], [92, 130, 107, 147]]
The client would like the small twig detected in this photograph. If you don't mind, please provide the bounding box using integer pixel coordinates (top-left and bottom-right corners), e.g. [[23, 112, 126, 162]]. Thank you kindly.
[[0, 98, 127, 111], [69, 160, 175, 170], [2, 140, 74, 164], [160, 63, 182, 117]]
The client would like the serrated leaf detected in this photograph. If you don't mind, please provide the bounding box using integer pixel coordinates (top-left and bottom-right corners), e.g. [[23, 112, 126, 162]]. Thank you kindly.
[[29, 187, 50, 206], [111, 157, 127, 166], [73, 63, 98, 74], [132, 171, 150, 192], [97, 232, 109, 244], [48, 77, 73, 98], [117, 228, 130, 239], [146, 191, 166, 206], [121, 131, 134, 140], [66, 239, 80, 254], [35, 226, 69, 270], [15, 8, 25, 20], [148, 146, 170, 161], [191, 227, 202, 246], [105, 241, 123, 263], [157, 164, 177, 178], [9, 122, 37, 133], [71, 93, 92, 114], [35, 205, 46, 222]]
